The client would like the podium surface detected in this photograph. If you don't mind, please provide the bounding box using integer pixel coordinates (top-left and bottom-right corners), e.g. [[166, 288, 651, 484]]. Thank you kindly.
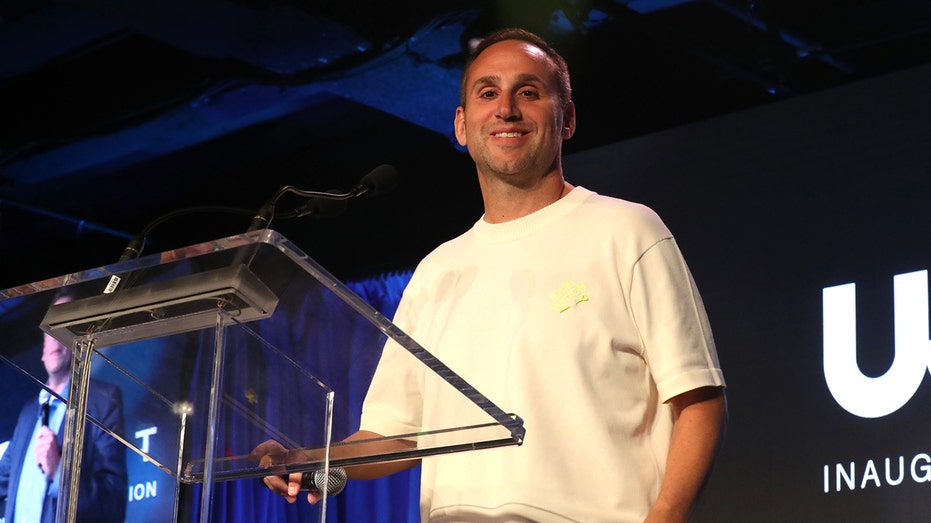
[[0, 230, 524, 522]]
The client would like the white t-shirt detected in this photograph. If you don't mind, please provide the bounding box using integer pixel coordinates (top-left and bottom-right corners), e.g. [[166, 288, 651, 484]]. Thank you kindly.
[[361, 187, 725, 522]]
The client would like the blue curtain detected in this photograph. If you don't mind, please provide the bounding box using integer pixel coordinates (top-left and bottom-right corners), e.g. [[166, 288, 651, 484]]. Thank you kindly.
[[187, 269, 419, 523]]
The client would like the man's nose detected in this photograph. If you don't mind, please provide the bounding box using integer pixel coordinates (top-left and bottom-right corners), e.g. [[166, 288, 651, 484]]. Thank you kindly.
[[496, 95, 521, 121]]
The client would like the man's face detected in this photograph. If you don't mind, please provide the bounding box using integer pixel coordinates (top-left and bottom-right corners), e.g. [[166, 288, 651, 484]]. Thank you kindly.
[[454, 39, 574, 185], [41, 333, 72, 378]]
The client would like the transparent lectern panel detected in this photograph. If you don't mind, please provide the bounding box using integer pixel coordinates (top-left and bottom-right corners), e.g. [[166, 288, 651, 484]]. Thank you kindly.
[[195, 232, 525, 476], [0, 292, 174, 523], [1, 230, 524, 523], [176, 314, 336, 483]]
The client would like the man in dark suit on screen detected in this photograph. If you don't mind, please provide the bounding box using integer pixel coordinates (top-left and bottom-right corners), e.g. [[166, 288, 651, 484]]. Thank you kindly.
[[0, 293, 127, 523]]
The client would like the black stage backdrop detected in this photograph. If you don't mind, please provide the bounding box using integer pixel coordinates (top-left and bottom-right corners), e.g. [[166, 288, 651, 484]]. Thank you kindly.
[[564, 62, 931, 522]]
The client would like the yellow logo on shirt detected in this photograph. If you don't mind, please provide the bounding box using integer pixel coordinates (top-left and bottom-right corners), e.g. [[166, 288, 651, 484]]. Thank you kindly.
[[550, 280, 589, 313], [244, 388, 258, 405]]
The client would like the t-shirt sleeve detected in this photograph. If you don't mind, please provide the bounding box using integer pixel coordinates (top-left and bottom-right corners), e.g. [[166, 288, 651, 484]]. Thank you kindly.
[[358, 287, 426, 437], [629, 237, 725, 402]]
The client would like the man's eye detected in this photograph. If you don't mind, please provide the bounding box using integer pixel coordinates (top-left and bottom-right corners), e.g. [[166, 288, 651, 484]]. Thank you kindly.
[[479, 90, 497, 99], [519, 89, 539, 99]]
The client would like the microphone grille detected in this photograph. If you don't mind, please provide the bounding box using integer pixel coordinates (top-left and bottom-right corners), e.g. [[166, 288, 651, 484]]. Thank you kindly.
[[311, 467, 347, 496]]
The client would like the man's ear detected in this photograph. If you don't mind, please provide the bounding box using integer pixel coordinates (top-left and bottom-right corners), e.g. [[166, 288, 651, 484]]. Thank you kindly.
[[562, 100, 576, 139], [454, 106, 468, 146]]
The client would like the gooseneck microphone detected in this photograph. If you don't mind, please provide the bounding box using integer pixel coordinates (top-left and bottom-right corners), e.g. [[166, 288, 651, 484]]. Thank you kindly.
[[247, 164, 399, 232], [104, 164, 399, 293]]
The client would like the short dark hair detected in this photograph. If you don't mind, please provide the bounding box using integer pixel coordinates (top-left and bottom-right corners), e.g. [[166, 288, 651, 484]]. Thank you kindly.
[[459, 27, 572, 109]]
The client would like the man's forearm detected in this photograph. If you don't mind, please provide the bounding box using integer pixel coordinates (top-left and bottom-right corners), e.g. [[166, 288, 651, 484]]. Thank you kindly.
[[646, 387, 727, 523]]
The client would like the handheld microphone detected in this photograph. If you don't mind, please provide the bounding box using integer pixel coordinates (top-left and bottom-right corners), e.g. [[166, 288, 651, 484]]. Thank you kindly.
[[298, 467, 348, 495], [39, 389, 51, 426]]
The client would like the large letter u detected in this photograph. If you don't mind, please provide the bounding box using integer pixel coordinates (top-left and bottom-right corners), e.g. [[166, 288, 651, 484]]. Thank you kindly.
[[823, 270, 930, 418]]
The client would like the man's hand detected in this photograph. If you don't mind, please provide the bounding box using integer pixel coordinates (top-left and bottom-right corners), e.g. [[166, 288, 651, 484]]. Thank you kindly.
[[35, 426, 61, 480], [249, 439, 321, 505], [249, 431, 419, 505]]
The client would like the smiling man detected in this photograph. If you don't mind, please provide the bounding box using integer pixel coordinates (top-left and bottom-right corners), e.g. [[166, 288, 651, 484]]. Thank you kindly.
[[455, 36, 576, 223], [257, 27, 727, 523]]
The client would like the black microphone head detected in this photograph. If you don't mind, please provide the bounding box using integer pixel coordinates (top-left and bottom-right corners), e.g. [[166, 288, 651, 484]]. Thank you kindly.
[[354, 164, 399, 198]]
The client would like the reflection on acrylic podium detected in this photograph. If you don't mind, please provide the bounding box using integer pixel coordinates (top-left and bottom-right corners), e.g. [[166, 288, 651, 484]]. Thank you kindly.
[[0, 230, 524, 523]]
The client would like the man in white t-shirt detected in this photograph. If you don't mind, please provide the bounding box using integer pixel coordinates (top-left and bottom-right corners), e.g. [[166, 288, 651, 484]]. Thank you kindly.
[[256, 27, 726, 523]]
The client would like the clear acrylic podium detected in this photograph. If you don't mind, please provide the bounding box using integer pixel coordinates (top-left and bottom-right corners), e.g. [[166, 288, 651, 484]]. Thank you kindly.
[[0, 230, 525, 522]]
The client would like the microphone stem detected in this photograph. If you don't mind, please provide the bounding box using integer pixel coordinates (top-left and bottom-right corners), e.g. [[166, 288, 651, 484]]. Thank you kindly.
[[247, 202, 276, 232]]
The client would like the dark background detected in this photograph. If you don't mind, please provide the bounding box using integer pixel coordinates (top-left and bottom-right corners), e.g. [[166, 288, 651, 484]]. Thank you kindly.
[[2, 1, 931, 521], [564, 61, 931, 521], [2, 0, 931, 288]]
